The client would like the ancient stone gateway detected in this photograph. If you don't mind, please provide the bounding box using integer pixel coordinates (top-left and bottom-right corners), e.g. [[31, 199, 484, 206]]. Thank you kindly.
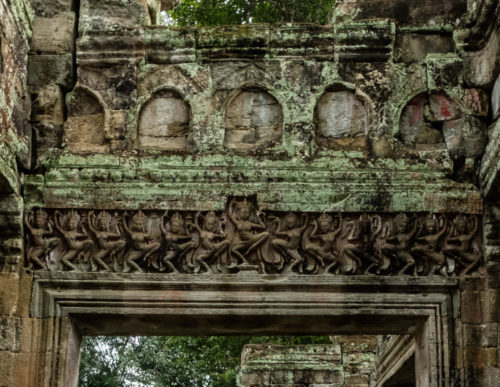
[[1, 0, 499, 386]]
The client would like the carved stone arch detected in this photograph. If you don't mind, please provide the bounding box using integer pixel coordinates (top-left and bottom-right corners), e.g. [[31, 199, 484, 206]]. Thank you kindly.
[[224, 85, 284, 150], [138, 65, 207, 98], [397, 90, 486, 160], [137, 88, 191, 151], [63, 85, 110, 154], [314, 83, 372, 149]]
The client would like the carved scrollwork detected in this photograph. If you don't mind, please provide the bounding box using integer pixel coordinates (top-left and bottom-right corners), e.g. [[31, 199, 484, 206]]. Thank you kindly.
[[24, 206, 484, 276]]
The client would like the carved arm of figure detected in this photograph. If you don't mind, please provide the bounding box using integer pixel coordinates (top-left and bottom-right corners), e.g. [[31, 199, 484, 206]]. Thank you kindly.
[[24, 212, 35, 233], [299, 214, 309, 232], [437, 217, 448, 240], [160, 210, 169, 236], [121, 214, 133, 236], [409, 217, 419, 239], [252, 210, 267, 230], [87, 212, 97, 235], [187, 212, 203, 234], [467, 216, 479, 239], [54, 211, 65, 235], [371, 215, 382, 241], [309, 219, 320, 238], [228, 199, 238, 226]]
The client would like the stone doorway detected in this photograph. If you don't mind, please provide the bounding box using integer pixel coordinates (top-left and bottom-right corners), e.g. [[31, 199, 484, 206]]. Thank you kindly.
[[31, 272, 456, 386]]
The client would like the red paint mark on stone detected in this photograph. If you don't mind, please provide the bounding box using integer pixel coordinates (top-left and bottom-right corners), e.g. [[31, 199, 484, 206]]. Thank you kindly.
[[409, 93, 425, 126], [439, 95, 453, 120]]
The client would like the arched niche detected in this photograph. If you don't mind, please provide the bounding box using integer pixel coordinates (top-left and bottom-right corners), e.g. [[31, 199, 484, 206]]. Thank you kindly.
[[138, 90, 191, 151], [314, 88, 369, 149], [64, 87, 107, 154], [224, 89, 283, 150], [397, 91, 486, 159]]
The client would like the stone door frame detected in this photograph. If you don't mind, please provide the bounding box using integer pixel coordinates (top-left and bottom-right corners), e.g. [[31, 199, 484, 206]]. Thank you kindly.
[[30, 273, 459, 386]]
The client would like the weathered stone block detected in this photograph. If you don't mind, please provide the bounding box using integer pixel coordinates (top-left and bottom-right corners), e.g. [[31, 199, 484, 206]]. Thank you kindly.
[[31, 13, 75, 54], [463, 324, 499, 348], [28, 54, 73, 89], [464, 89, 489, 117], [79, 0, 150, 31], [425, 54, 463, 90], [395, 33, 454, 64], [464, 347, 497, 369], [0, 317, 20, 352], [429, 93, 461, 121], [31, 84, 64, 125], [32, 0, 74, 15]]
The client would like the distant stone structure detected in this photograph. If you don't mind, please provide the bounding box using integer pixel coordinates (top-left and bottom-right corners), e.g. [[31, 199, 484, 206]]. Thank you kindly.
[[0, 0, 499, 386], [237, 337, 377, 387]]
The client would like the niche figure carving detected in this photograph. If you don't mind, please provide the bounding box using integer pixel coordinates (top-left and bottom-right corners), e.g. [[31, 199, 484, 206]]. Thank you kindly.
[[120, 211, 160, 273], [159, 211, 195, 273], [188, 211, 230, 274], [87, 211, 126, 272], [54, 210, 93, 271], [228, 199, 269, 268], [25, 209, 59, 270], [443, 215, 480, 276]]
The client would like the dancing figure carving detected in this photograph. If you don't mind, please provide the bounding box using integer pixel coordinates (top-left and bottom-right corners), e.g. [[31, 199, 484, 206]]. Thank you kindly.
[[271, 212, 308, 273], [380, 214, 419, 275], [121, 211, 160, 272], [228, 199, 269, 267], [159, 211, 194, 273], [87, 211, 125, 272], [411, 214, 449, 275], [24, 209, 59, 270], [302, 213, 341, 271], [54, 210, 93, 271], [189, 211, 230, 273], [337, 215, 374, 274], [443, 215, 479, 276]]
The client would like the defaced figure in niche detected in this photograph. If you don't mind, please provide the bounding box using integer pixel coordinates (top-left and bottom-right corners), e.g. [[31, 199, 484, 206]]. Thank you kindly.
[[411, 214, 449, 275], [24, 209, 59, 270], [380, 213, 419, 275], [443, 214, 479, 276], [302, 212, 341, 269], [270, 212, 308, 273], [159, 211, 195, 273], [54, 210, 93, 271], [120, 211, 160, 273], [227, 199, 269, 267], [188, 211, 230, 274], [87, 211, 126, 272]]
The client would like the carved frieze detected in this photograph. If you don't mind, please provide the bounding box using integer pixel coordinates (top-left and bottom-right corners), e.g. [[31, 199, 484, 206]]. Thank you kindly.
[[24, 203, 483, 276]]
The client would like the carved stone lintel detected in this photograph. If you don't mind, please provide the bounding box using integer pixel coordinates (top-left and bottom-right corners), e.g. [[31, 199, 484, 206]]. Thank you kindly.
[[24, 207, 484, 277]]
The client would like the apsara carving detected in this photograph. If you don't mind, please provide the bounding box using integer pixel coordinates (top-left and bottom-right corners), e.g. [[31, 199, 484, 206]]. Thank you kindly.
[[24, 203, 484, 276]]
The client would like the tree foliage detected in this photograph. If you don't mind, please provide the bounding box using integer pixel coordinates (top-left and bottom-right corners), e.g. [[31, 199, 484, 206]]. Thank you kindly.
[[79, 335, 331, 387], [166, 0, 335, 26]]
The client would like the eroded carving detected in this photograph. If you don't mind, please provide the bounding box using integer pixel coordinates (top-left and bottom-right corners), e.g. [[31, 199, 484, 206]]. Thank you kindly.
[[26, 207, 484, 276], [224, 89, 283, 150]]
